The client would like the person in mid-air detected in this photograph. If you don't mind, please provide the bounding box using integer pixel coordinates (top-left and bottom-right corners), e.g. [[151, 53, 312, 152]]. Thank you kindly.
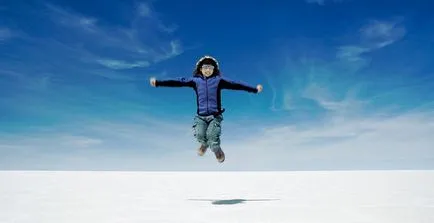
[[150, 55, 263, 163]]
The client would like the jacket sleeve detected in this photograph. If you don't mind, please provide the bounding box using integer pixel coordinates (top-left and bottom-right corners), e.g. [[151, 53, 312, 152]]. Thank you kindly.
[[220, 77, 258, 93], [155, 77, 195, 88]]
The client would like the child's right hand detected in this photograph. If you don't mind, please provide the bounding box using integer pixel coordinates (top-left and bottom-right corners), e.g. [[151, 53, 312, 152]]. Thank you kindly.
[[150, 77, 156, 87]]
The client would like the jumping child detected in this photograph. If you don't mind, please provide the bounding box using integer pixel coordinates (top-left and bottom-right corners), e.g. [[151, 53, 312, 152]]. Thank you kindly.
[[150, 55, 263, 163]]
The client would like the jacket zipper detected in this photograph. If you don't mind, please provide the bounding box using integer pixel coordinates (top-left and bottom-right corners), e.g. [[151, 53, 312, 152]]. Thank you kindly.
[[205, 77, 209, 114]]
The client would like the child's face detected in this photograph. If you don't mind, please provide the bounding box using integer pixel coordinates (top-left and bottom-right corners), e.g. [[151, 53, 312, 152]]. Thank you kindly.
[[200, 64, 214, 77]]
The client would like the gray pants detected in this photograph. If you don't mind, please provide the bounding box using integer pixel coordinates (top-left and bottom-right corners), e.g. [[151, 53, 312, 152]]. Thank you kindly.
[[192, 114, 223, 152]]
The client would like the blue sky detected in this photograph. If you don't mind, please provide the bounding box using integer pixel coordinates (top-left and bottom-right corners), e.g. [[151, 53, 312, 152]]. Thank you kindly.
[[1, 0, 433, 171]]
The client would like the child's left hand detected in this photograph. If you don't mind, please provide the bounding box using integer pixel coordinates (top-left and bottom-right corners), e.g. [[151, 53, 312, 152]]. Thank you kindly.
[[256, 84, 263, 93]]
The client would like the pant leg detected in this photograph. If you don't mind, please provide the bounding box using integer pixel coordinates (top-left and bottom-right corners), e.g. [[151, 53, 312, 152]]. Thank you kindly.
[[192, 116, 209, 147], [206, 115, 223, 152]]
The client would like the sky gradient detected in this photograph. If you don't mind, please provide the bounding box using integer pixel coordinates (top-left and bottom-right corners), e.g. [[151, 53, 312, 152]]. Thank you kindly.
[[1, 0, 433, 170]]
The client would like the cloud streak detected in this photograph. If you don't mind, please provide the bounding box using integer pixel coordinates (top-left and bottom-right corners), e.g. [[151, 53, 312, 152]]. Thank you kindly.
[[44, 2, 183, 70], [305, 0, 348, 5], [95, 59, 151, 70], [337, 19, 406, 64]]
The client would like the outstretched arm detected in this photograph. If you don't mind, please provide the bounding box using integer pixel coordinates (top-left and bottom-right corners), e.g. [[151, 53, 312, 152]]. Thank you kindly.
[[220, 77, 260, 93], [150, 77, 195, 88]]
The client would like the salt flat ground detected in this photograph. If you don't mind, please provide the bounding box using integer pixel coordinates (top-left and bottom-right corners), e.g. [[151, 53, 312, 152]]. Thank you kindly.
[[1, 170, 433, 223]]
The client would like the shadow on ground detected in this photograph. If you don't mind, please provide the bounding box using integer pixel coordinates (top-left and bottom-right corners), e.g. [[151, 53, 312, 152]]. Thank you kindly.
[[188, 198, 280, 205]]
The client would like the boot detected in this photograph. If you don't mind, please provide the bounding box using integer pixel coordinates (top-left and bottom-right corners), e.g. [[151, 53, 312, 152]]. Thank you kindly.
[[214, 148, 225, 163], [197, 144, 208, 156]]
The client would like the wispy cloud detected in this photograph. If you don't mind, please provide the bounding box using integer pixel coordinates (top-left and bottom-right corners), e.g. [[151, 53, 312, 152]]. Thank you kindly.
[[305, 0, 348, 5], [302, 82, 367, 118], [221, 110, 434, 170], [95, 59, 151, 70], [337, 19, 406, 63], [134, 2, 178, 33], [43, 2, 183, 70], [263, 69, 284, 112], [260, 54, 366, 117]]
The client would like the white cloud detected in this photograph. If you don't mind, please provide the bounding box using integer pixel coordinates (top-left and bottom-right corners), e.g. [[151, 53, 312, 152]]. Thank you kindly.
[[302, 82, 367, 118], [135, 2, 178, 33], [65, 136, 103, 148], [360, 19, 406, 50], [337, 19, 406, 64], [261, 55, 367, 115], [263, 70, 282, 112], [305, 0, 347, 5], [336, 46, 370, 62], [3, 134, 103, 149], [45, 4, 98, 32], [360, 20, 405, 40], [95, 59, 150, 69]]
